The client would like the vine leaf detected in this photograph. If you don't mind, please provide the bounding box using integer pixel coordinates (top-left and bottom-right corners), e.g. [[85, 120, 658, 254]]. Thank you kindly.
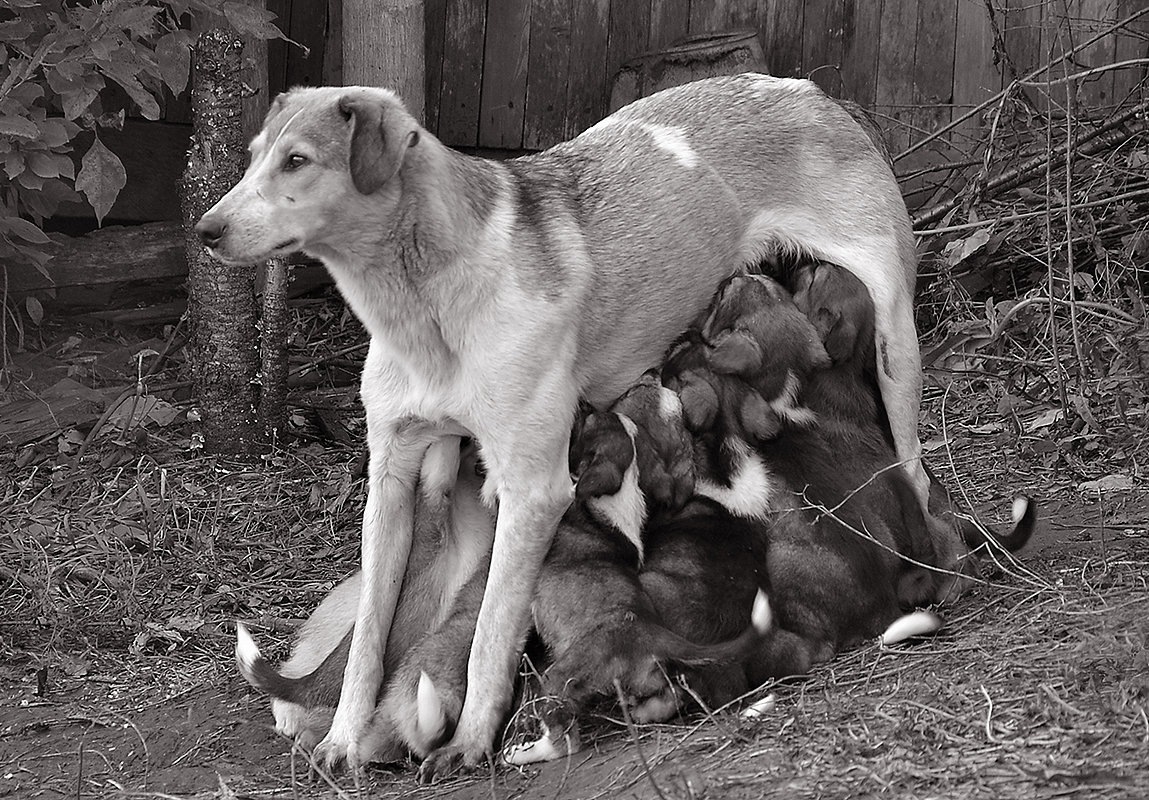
[[76, 136, 127, 225]]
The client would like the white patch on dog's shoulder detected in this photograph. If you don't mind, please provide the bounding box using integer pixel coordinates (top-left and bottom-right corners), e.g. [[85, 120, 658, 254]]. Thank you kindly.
[[637, 122, 698, 168], [658, 385, 683, 422], [696, 437, 774, 520], [586, 415, 648, 562]]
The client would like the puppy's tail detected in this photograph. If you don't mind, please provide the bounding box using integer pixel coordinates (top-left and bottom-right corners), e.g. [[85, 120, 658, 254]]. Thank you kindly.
[[234, 622, 347, 708], [653, 589, 773, 668], [955, 496, 1038, 554]]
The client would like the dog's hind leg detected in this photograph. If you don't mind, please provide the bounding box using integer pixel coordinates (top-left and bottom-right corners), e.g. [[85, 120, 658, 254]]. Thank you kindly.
[[315, 418, 439, 770]]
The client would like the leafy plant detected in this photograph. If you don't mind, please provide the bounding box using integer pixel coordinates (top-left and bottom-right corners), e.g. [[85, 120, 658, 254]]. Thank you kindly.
[[0, 0, 282, 275]]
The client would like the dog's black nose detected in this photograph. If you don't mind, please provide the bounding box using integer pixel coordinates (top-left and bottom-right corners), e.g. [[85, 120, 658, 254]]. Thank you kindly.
[[195, 217, 227, 247]]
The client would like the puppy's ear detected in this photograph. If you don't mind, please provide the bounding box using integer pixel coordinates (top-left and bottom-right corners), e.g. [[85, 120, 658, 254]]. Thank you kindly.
[[339, 95, 419, 194], [707, 329, 763, 375], [674, 373, 718, 431], [738, 391, 782, 442], [575, 458, 625, 501]]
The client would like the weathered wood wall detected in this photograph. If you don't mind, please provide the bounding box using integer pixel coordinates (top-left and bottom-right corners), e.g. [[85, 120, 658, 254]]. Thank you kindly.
[[118, 0, 1147, 223]]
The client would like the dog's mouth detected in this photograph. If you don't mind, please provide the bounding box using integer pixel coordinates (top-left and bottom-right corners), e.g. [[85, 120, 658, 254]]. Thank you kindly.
[[205, 238, 300, 265]]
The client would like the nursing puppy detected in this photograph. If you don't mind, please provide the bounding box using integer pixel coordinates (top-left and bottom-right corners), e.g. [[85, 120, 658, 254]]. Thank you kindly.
[[235, 437, 495, 751], [662, 324, 934, 682], [786, 263, 1037, 590], [508, 405, 771, 765], [197, 74, 924, 774]]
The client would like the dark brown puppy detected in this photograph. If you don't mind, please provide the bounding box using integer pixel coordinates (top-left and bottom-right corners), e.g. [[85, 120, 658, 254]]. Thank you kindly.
[[509, 405, 770, 765], [789, 261, 1036, 580], [664, 295, 933, 684]]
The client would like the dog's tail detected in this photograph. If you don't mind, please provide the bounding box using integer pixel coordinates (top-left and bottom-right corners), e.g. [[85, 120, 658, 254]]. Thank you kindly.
[[953, 495, 1038, 554], [651, 588, 773, 668], [234, 622, 348, 708]]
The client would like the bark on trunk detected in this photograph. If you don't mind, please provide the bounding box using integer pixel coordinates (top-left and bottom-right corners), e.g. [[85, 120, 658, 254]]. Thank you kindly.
[[258, 255, 291, 441], [180, 28, 265, 457]]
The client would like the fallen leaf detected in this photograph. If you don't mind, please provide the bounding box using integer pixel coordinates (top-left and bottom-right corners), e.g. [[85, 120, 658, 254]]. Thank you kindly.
[[1078, 474, 1134, 493]]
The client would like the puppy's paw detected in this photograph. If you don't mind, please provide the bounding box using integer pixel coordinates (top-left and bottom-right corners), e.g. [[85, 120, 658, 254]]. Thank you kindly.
[[502, 723, 580, 766], [416, 741, 488, 784]]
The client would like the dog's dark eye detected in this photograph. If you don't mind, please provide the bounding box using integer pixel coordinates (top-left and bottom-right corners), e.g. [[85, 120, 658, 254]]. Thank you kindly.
[[283, 154, 308, 171]]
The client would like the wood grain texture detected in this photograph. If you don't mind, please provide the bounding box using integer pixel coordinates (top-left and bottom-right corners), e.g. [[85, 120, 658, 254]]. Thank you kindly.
[[524, 0, 574, 149], [757, 0, 804, 77], [479, 0, 531, 147], [840, 0, 881, 107], [566, 0, 610, 138], [438, 0, 487, 145]]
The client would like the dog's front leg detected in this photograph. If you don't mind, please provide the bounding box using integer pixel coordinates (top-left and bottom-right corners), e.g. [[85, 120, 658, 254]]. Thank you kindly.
[[315, 421, 436, 771], [417, 430, 574, 782]]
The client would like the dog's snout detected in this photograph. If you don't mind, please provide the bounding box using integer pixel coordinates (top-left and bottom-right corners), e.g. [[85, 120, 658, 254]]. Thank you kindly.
[[195, 217, 228, 247]]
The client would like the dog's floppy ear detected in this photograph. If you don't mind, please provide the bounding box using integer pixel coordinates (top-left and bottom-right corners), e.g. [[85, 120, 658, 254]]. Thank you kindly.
[[339, 94, 419, 194], [811, 306, 855, 363], [575, 457, 625, 501], [706, 329, 763, 375]]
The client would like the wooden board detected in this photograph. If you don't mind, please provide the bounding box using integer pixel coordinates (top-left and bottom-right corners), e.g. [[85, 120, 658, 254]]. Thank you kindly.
[[8, 222, 186, 293], [425, 0, 448, 131], [565, 0, 610, 139], [438, 0, 487, 146], [874, 0, 919, 153], [952, 0, 1003, 159], [524, 0, 575, 150], [649, 0, 690, 50], [904, 0, 958, 208], [840, 0, 882, 107], [479, 0, 531, 147], [692, 0, 758, 33], [607, 0, 651, 93], [758, 0, 804, 78], [1113, 0, 1149, 106], [802, 0, 847, 96]]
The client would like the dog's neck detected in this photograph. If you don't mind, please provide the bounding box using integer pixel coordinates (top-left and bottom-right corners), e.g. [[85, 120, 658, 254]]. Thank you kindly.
[[304, 141, 502, 376]]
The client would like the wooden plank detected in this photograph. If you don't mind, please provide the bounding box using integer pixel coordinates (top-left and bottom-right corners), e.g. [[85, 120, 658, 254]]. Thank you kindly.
[[903, 0, 958, 208], [438, 0, 487, 146], [268, 0, 291, 95], [324, 0, 344, 85], [802, 0, 846, 96], [952, 0, 1003, 160], [424, 0, 447, 131], [1042, 1, 1119, 112], [874, 0, 919, 153], [650, 0, 690, 49], [757, 0, 804, 78], [565, 0, 610, 138], [524, 0, 574, 149], [1001, 0, 1045, 110], [479, 0, 531, 148], [284, 0, 330, 88], [1113, 0, 1149, 106], [692, 0, 757, 34], [7, 222, 186, 293], [840, 0, 882, 107], [607, 0, 651, 89]]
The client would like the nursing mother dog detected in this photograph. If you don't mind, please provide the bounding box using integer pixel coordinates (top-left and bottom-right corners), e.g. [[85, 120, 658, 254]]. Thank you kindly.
[[195, 73, 923, 778]]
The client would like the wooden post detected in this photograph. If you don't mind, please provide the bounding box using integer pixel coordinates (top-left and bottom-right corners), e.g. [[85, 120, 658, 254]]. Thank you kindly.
[[343, 0, 425, 121]]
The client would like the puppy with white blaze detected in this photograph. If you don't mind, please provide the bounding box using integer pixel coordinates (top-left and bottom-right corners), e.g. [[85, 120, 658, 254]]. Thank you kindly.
[[197, 73, 925, 777]]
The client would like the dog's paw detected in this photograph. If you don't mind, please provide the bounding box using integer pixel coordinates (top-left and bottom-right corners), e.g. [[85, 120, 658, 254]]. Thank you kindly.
[[312, 729, 366, 775], [416, 741, 487, 784]]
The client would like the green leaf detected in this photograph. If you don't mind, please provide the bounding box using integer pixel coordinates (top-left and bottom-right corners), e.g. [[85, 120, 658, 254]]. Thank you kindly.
[[76, 136, 126, 225], [27, 151, 62, 179], [2, 216, 52, 244], [155, 31, 192, 95], [0, 114, 39, 139], [222, 1, 284, 40], [25, 296, 44, 326]]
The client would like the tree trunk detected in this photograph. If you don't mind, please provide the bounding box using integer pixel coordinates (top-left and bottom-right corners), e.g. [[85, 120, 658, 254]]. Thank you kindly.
[[343, 0, 425, 121], [180, 28, 265, 457]]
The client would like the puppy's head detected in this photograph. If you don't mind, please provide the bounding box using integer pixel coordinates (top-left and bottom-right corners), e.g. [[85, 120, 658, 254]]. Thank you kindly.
[[661, 336, 781, 445], [791, 261, 875, 368], [700, 275, 830, 402], [569, 411, 637, 503], [610, 371, 696, 512], [196, 86, 422, 265]]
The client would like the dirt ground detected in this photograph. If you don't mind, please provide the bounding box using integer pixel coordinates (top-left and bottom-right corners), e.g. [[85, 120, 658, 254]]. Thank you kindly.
[[2, 299, 1148, 800]]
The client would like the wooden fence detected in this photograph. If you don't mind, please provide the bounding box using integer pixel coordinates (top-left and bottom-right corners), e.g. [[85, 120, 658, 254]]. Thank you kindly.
[[259, 0, 1148, 153]]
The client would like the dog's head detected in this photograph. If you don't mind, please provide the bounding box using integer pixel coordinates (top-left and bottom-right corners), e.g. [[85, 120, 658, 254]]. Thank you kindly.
[[609, 371, 696, 513], [569, 410, 649, 554], [791, 261, 875, 368], [700, 274, 830, 402], [195, 86, 422, 265]]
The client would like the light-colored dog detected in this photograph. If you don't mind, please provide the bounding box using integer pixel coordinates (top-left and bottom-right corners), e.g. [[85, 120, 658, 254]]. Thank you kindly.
[[195, 73, 925, 777]]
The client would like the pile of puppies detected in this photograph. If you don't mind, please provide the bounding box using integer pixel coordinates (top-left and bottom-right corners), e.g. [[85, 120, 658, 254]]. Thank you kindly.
[[236, 261, 1035, 775]]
